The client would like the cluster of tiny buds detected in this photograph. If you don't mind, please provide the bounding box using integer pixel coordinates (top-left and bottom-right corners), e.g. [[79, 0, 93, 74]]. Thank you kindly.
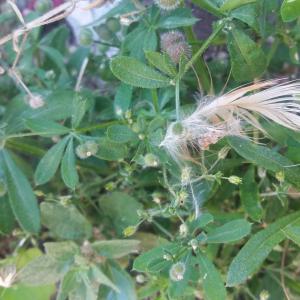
[[228, 176, 242, 185], [181, 167, 191, 185], [179, 223, 188, 237], [27, 94, 45, 109], [144, 153, 160, 167], [188, 239, 198, 251], [154, 0, 180, 11], [160, 31, 191, 64], [169, 262, 186, 282], [75, 140, 99, 159], [259, 290, 270, 300]]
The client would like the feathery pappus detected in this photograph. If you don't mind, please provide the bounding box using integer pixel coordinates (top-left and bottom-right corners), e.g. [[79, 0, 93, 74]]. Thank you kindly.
[[161, 80, 300, 160]]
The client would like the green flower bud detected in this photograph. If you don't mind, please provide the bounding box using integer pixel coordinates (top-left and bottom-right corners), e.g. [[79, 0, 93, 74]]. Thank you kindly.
[[79, 28, 93, 47], [123, 225, 137, 237], [75, 141, 99, 159], [106, 18, 121, 32], [228, 176, 242, 185]]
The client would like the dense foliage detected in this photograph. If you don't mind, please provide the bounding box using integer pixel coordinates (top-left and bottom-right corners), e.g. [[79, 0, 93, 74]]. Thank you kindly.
[[1, 0, 300, 299]]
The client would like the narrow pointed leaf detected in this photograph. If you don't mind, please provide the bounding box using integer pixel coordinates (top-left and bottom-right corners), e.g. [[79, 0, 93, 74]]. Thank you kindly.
[[197, 252, 227, 300], [206, 219, 252, 243], [61, 138, 79, 190], [25, 118, 70, 136], [34, 137, 69, 185], [227, 211, 300, 286], [1, 150, 40, 233]]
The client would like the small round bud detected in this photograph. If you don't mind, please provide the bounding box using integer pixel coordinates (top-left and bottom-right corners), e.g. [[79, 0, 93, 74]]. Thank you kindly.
[[189, 239, 198, 251], [45, 70, 55, 80], [154, 0, 180, 10], [79, 28, 93, 47], [179, 223, 188, 237], [80, 240, 94, 257], [144, 153, 159, 167], [105, 181, 116, 191], [123, 225, 137, 237], [28, 94, 45, 109], [160, 31, 191, 64], [0, 179, 7, 197], [75, 141, 99, 159], [163, 253, 172, 261], [152, 192, 162, 204], [228, 176, 242, 185], [275, 171, 285, 183], [259, 290, 270, 300], [95, 24, 113, 41], [258, 167, 266, 179], [106, 18, 121, 32], [136, 274, 146, 284], [138, 134, 145, 140], [169, 262, 186, 281]]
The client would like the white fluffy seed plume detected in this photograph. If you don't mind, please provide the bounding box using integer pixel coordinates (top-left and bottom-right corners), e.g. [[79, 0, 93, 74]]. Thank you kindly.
[[161, 80, 300, 160]]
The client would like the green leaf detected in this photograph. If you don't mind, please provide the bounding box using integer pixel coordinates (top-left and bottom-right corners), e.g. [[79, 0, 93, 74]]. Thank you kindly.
[[206, 219, 252, 243], [220, 0, 256, 12], [90, 265, 119, 292], [24, 118, 70, 136], [99, 192, 142, 235], [145, 51, 177, 77], [158, 8, 198, 29], [17, 255, 70, 286], [44, 241, 79, 261], [240, 166, 263, 222], [228, 136, 300, 189], [189, 213, 214, 232], [41, 202, 92, 240], [92, 240, 140, 258], [1, 150, 40, 233], [227, 27, 267, 81], [34, 136, 69, 185], [107, 125, 137, 143], [100, 261, 136, 300], [56, 269, 78, 300], [0, 195, 15, 234], [191, 0, 223, 17], [197, 252, 227, 300], [61, 138, 79, 190], [97, 137, 128, 161], [72, 93, 87, 129], [281, 0, 300, 22], [282, 225, 300, 247], [227, 211, 300, 286], [110, 56, 171, 88], [114, 83, 133, 115]]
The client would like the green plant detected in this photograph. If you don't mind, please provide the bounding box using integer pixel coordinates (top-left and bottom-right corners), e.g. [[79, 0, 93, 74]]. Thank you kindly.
[[1, 0, 300, 299]]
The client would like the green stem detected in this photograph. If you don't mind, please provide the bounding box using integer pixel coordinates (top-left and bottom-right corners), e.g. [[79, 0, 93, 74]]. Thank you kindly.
[[151, 89, 159, 113], [152, 219, 174, 240], [76, 120, 120, 133], [175, 78, 180, 121], [182, 20, 225, 77]]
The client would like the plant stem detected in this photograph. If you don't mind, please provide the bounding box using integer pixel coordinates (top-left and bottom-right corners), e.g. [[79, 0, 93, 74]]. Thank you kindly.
[[152, 219, 174, 240], [151, 89, 159, 113], [182, 20, 225, 77], [175, 78, 180, 121], [76, 120, 120, 133]]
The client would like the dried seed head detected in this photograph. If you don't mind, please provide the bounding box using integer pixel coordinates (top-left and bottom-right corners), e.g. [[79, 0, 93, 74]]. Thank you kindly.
[[160, 31, 191, 64], [154, 0, 180, 10], [144, 153, 159, 167], [28, 94, 45, 109], [179, 223, 188, 237], [169, 262, 186, 281], [75, 140, 99, 159]]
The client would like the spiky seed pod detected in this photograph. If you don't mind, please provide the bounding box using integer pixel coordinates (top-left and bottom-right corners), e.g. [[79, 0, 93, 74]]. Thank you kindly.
[[161, 80, 300, 161], [160, 31, 191, 64], [27, 94, 45, 109], [154, 0, 180, 10], [169, 262, 186, 281], [75, 140, 99, 159]]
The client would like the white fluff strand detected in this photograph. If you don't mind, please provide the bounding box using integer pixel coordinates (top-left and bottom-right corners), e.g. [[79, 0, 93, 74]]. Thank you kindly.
[[161, 80, 300, 160]]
